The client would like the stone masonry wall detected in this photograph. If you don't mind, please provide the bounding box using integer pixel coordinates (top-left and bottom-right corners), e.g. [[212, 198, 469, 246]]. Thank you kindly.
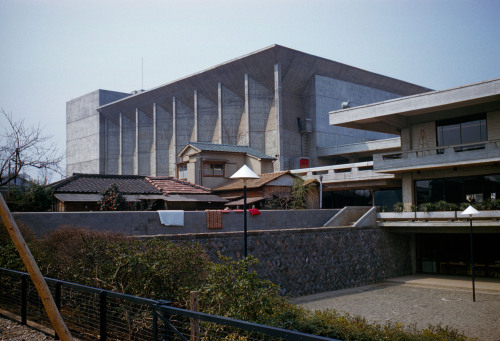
[[154, 226, 412, 297]]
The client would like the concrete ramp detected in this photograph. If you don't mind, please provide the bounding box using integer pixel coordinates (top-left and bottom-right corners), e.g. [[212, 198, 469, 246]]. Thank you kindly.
[[323, 206, 375, 227]]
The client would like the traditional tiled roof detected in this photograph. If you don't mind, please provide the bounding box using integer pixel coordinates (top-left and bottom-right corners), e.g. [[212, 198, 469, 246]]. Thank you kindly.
[[146, 177, 211, 195], [183, 142, 276, 160], [214, 171, 294, 191], [51, 173, 162, 194]]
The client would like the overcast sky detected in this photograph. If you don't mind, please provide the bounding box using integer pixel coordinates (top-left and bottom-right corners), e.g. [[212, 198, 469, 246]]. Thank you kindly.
[[1, 0, 499, 180]]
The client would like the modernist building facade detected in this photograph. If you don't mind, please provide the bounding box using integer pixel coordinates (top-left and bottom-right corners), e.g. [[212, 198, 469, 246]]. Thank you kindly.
[[66, 45, 430, 179], [330, 78, 500, 210]]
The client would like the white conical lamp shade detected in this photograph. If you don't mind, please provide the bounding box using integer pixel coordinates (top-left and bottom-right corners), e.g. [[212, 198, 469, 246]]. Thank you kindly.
[[461, 205, 479, 216], [230, 165, 259, 179]]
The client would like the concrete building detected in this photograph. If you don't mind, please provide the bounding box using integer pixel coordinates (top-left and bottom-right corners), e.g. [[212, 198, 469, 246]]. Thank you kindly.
[[329, 78, 500, 277], [330, 78, 500, 210], [66, 45, 431, 179]]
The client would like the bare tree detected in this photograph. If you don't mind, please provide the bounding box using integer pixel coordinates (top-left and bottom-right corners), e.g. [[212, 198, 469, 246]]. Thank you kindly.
[[0, 109, 63, 186]]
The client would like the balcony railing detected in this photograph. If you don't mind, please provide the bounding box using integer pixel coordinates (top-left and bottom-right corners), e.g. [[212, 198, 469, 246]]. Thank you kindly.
[[374, 139, 500, 172], [290, 161, 396, 183]]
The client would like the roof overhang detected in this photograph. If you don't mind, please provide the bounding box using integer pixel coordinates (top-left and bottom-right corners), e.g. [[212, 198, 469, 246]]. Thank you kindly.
[[329, 78, 500, 135]]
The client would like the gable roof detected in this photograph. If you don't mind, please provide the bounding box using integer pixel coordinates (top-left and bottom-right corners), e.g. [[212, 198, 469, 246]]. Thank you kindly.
[[146, 176, 211, 195], [180, 142, 276, 160], [51, 173, 162, 194], [214, 171, 295, 191]]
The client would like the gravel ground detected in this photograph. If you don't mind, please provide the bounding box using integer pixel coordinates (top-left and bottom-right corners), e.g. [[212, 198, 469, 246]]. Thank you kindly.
[[0, 316, 52, 341], [293, 282, 500, 341]]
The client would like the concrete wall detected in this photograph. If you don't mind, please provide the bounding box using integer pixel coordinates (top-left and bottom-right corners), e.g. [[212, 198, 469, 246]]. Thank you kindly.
[[13, 209, 338, 238], [66, 90, 129, 176], [313, 76, 398, 157]]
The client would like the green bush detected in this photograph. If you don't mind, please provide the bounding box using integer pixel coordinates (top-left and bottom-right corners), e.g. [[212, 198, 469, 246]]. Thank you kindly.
[[31, 227, 208, 303], [393, 202, 404, 212], [5, 183, 53, 212]]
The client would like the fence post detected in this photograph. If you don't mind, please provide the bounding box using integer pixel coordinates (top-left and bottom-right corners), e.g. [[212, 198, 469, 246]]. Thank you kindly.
[[100, 291, 107, 341], [152, 304, 158, 341], [55, 281, 62, 340], [21, 274, 27, 325], [190, 291, 200, 341]]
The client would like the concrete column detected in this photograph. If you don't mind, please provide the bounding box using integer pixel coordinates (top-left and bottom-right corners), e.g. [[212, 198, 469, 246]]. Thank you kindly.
[[274, 62, 283, 170], [102, 116, 107, 174], [134, 108, 139, 175], [244, 74, 250, 146], [401, 127, 412, 152], [172, 97, 177, 174], [193, 90, 199, 142], [152, 103, 157, 176], [218, 82, 223, 144], [119, 113, 123, 175], [402, 172, 415, 211]]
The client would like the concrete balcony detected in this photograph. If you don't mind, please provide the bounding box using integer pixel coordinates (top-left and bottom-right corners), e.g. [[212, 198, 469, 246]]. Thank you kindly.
[[290, 161, 400, 190], [374, 139, 500, 173]]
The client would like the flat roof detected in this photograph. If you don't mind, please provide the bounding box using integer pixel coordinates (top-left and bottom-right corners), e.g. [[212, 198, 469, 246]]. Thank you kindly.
[[329, 78, 500, 134]]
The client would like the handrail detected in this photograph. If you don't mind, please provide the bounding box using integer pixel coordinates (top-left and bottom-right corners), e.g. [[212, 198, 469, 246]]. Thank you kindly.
[[379, 139, 500, 159]]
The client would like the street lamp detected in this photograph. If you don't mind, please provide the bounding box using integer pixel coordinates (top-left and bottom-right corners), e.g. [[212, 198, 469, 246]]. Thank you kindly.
[[230, 165, 260, 258], [461, 205, 479, 302]]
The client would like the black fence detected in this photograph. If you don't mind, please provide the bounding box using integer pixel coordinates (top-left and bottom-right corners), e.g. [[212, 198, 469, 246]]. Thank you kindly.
[[0, 268, 339, 341]]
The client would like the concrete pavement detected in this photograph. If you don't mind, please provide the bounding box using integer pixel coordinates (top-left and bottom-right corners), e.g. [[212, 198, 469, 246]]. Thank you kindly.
[[292, 275, 500, 341]]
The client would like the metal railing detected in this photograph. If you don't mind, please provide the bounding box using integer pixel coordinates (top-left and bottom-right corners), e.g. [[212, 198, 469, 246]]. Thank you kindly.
[[0, 268, 339, 341]]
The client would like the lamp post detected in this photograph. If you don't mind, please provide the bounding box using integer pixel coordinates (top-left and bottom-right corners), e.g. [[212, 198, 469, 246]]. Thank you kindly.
[[230, 165, 259, 258], [461, 205, 479, 302]]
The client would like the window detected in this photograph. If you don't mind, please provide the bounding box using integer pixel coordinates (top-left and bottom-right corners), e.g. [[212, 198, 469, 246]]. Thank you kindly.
[[177, 163, 188, 180], [436, 114, 487, 153], [203, 162, 225, 177]]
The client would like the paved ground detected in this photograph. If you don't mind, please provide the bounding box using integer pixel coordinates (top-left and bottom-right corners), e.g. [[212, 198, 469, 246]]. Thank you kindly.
[[291, 275, 500, 341]]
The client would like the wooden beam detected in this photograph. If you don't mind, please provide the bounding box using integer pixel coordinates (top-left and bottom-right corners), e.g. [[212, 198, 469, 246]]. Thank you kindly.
[[0, 194, 73, 341]]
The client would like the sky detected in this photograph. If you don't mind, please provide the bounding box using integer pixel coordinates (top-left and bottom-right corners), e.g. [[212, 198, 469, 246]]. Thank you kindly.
[[1, 0, 500, 181]]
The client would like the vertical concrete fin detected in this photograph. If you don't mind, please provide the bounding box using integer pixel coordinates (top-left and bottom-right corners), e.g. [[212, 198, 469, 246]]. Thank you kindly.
[[244, 74, 250, 146], [172, 97, 177, 175], [119, 113, 123, 175], [194, 90, 199, 142], [152, 103, 157, 176], [218, 83, 223, 144], [134, 108, 139, 175], [274, 62, 283, 171]]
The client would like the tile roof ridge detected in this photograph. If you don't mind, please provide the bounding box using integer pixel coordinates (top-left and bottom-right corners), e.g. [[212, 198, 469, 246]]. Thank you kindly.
[[169, 177, 211, 192]]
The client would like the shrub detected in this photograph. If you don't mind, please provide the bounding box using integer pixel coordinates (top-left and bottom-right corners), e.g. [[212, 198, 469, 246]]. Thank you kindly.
[[196, 254, 298, 325], [99, 184, 127, 211], [0, 222, 34, 271], [393, 202, 404, 212], [5, 183, 53, 212], [32, 227, 208, 303]]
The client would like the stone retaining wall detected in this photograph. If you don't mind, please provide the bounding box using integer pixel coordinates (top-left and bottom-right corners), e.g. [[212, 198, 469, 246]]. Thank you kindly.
[[153, 226, 412, 297]]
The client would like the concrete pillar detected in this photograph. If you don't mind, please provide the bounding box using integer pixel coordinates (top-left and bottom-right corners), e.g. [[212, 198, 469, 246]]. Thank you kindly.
[[151, 103, 157, 176], [274, 62, 283, 171], [217, 83, 223, 144], [119, 113, 123, 175], [101, 116, 107, 174], [172, 97, 177, 175], [193, 90, 199, 142], [401, 127, 412, 152], [402, 172, 415, 211], [244, 74, 250, 146], [134, 108, 139, 175], [105, 116, 120, 174]]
